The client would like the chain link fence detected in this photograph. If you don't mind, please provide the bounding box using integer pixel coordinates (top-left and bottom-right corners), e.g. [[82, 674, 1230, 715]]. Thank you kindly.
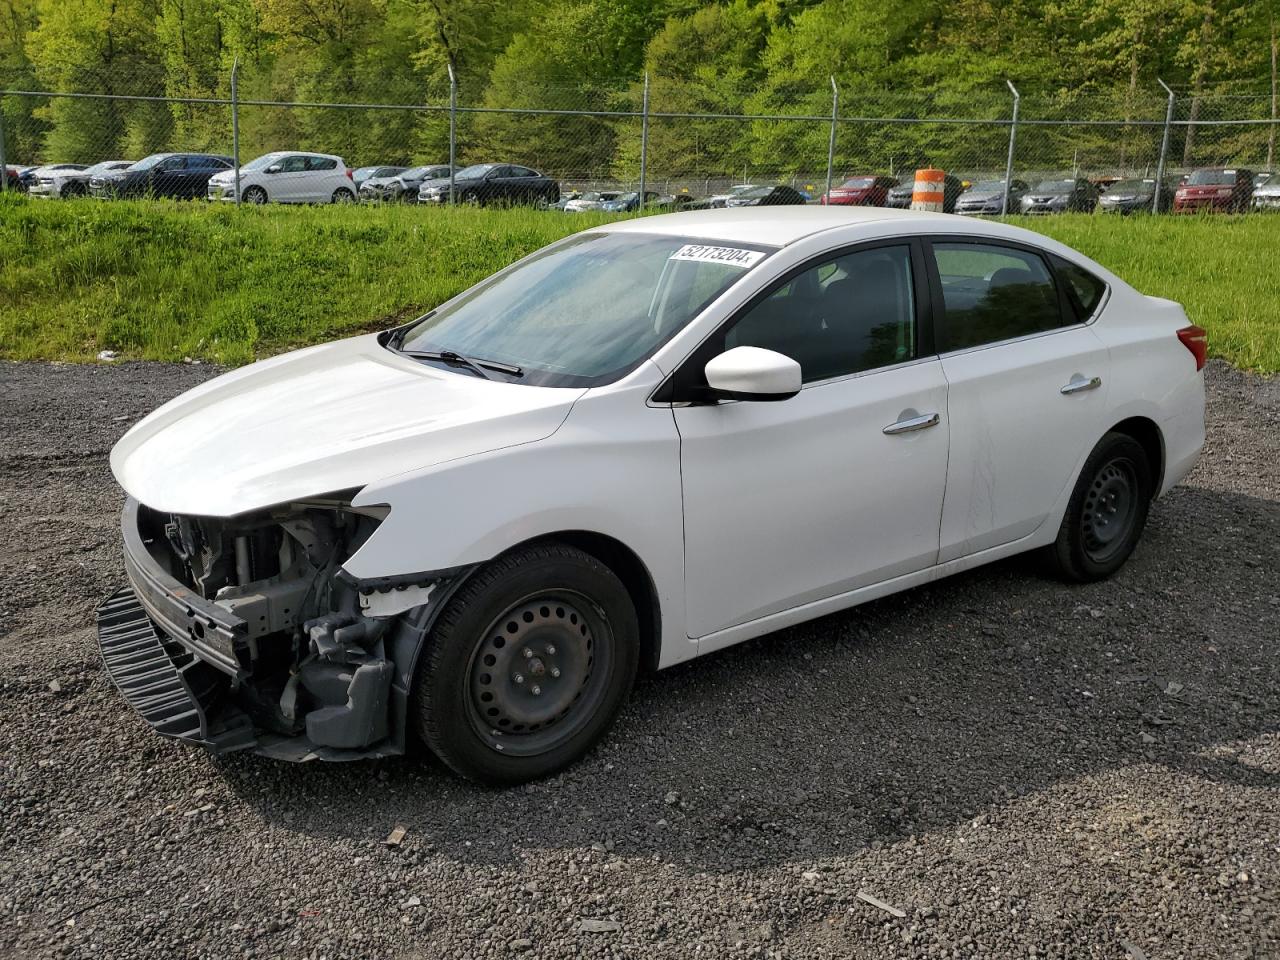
[[2, 65, 1277, 210]]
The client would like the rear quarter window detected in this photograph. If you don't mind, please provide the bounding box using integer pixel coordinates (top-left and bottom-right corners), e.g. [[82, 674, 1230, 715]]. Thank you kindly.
[[1051, 256, 1107, 321]]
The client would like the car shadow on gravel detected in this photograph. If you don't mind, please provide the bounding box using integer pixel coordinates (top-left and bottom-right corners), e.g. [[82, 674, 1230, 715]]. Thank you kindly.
[[208, 480, 1280, 873]]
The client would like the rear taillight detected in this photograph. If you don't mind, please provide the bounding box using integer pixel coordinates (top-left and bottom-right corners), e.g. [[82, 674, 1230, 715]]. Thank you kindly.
[[346, 169, 354, 180], [1177, 324, 1208, 371]]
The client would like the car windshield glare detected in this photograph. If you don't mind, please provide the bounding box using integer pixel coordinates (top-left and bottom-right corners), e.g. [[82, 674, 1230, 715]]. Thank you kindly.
[[395, 233, 774, 386], [1035, 180, 1075, 192], [1110, 179, 1154, 192], [840, 177, 876, 188], [129, 155, 168, 171], [456, 163, 495, 180], [242, 153, 285, 172], [1187, 169, 1236, 185], [971, 180, 1006, 192]]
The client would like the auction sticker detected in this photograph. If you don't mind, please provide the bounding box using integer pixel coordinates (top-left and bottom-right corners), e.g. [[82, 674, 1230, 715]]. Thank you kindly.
[[670, 244, 765, 268]]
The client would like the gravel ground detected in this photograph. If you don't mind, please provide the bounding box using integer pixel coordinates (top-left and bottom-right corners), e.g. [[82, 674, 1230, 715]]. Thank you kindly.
[[1, 358, 1278, 960]]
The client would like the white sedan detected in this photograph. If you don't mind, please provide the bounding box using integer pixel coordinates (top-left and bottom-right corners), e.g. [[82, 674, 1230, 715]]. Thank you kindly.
[[207, 151, 354, 204], [101, 207, 1206, 783]]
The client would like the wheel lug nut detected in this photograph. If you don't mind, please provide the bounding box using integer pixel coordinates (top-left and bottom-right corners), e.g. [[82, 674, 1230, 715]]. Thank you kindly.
[[522, 647, 533, 659], [546, 644, 556, 655], [531, 685, 542, 696], [550, 667, 561, 678], [513, 673, 524, 684]]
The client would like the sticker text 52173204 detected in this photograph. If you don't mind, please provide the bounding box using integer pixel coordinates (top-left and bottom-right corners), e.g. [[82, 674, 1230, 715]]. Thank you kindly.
[[669, 244, 766, 269]]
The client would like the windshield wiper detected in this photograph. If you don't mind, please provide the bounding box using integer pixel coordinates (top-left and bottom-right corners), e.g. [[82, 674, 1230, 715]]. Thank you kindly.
[[399, 349, 522, 379]]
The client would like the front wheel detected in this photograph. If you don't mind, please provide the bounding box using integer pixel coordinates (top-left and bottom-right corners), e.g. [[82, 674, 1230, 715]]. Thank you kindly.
[[1042, 432, 1153, 582], [411, 543, 639, 784], [243, 186, 268, 205]]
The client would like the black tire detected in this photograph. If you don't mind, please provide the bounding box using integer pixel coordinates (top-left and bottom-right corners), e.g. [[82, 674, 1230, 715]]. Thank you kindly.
[[331, 187, 355, 203], [1042, 432, 1153, 582], [243, 186, 268, 205], [411, 543, 639, 784]]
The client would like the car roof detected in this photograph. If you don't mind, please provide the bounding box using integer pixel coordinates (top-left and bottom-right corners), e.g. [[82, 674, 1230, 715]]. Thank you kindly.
[[596, 205, 965, 246]]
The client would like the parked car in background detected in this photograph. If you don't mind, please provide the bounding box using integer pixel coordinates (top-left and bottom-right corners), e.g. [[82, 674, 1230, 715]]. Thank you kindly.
[[1020, 178, 1100, 214], [697, 184, 761, 208], [99, 206, 1206, 784], [646, 193, 699, 212], [885, 174, 964, 212], [600, 191, 661, 213], [361, 164, 451, 202], [1173, 167, 1254, 213], [549, 190, 582, 211], [724, 184, 809, 207], [954, 179, 1030, 216], [1091, 175, 1124, 193], [1252, 172, 1280, 211], [564, 191, 621, 212], [418, 163, 559, 206], [1098, 178, 1173, 214], [4, 165, 28, 191], [352, 166, 405, 189], [92, 153, 233, 200], [19, 163, 87, 195], [207, 152, 353, 204], [29, 161, 131, 198], [818, 175, 898, 206]]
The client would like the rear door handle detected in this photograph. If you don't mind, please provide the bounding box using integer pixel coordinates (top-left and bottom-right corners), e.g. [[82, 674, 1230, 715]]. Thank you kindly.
[[1060, 376, 1102, 395], [883, 412, 941, 435]]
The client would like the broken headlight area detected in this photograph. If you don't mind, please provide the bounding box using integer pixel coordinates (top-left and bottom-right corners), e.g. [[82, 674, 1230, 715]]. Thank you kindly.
[[99, 496, 440, 759]]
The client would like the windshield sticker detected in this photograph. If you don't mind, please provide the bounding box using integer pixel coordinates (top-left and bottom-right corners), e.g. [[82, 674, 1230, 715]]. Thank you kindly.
[[670, 244, 765, 269]]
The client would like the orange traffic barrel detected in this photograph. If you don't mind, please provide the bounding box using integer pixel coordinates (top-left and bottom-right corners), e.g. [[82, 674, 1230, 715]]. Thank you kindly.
[[911, 168, 946, 211]]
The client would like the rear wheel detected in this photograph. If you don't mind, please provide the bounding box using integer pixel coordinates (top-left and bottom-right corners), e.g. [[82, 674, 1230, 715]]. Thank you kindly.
[[1042, 432, 1153, 582], [411, 543, 638, 784], [331, 187, 355, 203]]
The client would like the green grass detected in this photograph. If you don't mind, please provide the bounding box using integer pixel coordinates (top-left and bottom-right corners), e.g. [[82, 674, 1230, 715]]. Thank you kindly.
[[1, 195, 1277, 371]]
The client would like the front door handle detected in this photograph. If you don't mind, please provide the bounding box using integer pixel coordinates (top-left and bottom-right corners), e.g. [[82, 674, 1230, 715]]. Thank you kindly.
[[883, 412, 941, 435], [1060, 376, 1102, 395]]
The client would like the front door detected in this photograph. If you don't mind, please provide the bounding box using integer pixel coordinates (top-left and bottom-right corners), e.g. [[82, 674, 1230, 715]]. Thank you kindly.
[[674, 240, 949, 639]]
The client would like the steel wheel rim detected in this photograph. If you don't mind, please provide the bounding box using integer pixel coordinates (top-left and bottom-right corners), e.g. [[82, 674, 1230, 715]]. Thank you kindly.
[[1081, 456, 1138, 562], [464, 590, 612, 758]]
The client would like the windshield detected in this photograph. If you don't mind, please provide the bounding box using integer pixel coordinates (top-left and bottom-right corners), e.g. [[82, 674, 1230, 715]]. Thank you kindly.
[[86, 161, 125, 175], [1109, 179, 1154, 193], [402, 166, 432, 178], [1187, 169, 1237, 185], [970, 180, 1006, 192], [839, 177, 876, 188], [727, 184, 756, 195], [611, 193, 638, 203], [242, 153, 285, 172], [456, 163, 495, 180], [129, 155, 170, 171], [1256, 172, 1276, 186], [1034, 180, 1075, 192], [395, 233, 774, 386], [736, 187, 772, 200]]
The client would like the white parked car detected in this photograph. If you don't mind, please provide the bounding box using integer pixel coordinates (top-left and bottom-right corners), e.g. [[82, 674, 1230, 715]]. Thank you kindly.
[[101, 207, 1206, 783], [207, 151, 354, 204], [563, 190, 621, 212], [28, 161, 129, 198]]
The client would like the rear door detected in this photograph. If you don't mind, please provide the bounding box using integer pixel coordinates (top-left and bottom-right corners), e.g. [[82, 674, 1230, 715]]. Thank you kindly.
[[305, 155, 340, 201], [926, 238, 1113, 562]]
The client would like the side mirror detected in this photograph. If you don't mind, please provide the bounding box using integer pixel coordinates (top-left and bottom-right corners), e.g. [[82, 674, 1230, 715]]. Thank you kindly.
[[704, 346, 801, 402], [266, 164, 282, 174]]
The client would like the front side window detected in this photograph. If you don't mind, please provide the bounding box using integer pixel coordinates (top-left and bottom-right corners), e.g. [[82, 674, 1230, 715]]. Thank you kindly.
[[932, 242, 1063, 351], [725, 244, 916, 383], [396, 234, 774, 386], [280, 156, 309, 173]]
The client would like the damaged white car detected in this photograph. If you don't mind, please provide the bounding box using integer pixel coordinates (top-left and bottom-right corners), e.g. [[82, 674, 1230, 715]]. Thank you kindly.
[[100, 206, 1206, 783]]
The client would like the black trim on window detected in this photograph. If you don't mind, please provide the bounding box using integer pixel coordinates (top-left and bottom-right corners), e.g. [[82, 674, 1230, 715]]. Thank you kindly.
[[655, 236, 936, 405]]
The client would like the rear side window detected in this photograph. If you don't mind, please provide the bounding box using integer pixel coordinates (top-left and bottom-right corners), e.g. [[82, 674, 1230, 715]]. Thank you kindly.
[[308, 157, 338, 171], [1051, 256, 1107, 321], [931, 242, 1063, 351]]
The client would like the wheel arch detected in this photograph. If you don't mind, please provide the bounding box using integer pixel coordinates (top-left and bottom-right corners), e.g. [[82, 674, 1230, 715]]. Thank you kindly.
[[513, 531, 663, 675], [1107, 415, 1165, 496]]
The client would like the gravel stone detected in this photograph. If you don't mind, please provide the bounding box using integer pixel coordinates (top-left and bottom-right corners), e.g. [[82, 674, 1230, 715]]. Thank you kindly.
[[1, 358, 1278, 959]]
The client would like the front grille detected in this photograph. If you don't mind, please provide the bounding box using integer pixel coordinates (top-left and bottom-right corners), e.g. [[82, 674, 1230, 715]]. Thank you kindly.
[[97, 586, 255, 751]]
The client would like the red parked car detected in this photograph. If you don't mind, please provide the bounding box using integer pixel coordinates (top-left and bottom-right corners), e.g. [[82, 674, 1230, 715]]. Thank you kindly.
[[1173, 167, 1255, 213], [819, 175, 898, 206]]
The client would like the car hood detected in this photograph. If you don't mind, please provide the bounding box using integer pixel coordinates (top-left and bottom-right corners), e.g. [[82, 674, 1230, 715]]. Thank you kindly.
[[111, 335, 585, 517], [362, 176, 402, 188], [959, 191, 1003, 203], [1026, 191, 1069, 200], [418, 177, 453, 191], [1252, 183, 1280, 197]]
